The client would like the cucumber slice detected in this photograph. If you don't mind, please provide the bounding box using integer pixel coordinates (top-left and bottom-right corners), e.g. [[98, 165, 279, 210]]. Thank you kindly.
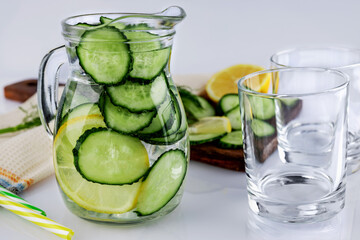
[[190, 132, 226, 145], [144, 130, 187, 145], [163, 92, 183, 136], [100, 93, 156, 134], [54, 116, 141, 214], [218, 131, 243, 149], [130, 48, 170, 81], [225, 106, 242, 130], [106, 72, 168, 112], [125, 23, 152, 31], [250, 97, 275, 120], [76, 23, 99, 27], [59, 80, 96, 120], [99, 16, 112, 24], [181, 95, 215, 121], [76, 26, 131, 85], [61, 103, 101, 126], [178, 87, 215, 123], [137, 95, 175, 136], [217, 94, 239, 115], [124, 25, 170, 81], [281, 98, 299, 107], [73, 128, 149, 185], [251, 119, 275, 137], [135, 149, 187, 216], [178, 87, 203, 109], [141, 93, 186, 145], [99, 16, 126, 30], [54, 115, 106, 169]]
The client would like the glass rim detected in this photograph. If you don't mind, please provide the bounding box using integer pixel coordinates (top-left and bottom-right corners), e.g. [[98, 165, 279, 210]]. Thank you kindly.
[[60, 6, 186, 42], [270, 46, 360, 70], [61, 6, 186, 29], [238, 67, 349, 98]]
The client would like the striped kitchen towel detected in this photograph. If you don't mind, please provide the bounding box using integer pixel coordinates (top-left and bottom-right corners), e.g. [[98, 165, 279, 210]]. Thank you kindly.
[[0, 94, 53, 193]]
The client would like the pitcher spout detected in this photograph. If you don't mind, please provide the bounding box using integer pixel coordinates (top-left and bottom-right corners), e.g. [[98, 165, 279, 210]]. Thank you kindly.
[[106, 6, 186, 30], [156, 6, 186, 27]]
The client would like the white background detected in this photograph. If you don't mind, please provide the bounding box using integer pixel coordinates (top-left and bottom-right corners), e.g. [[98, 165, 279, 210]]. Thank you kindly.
[[1, 1, 360, 239], [1, 0, 360, 82]]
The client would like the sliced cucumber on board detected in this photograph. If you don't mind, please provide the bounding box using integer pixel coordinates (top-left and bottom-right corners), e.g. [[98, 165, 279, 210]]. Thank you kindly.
[[73, 128, 149, 185], [178, 87, 215, 123], [182, 96, 215, 120], [190, 132, 226, 145], [217, 94, 239, 115], [250, 97, 275, 120], [135, 149, 187, 216], [218, 131, 243, 149], [281, 98, 299, 107], [225, 106, 242, 130], [177, 87, 203, 109], [76, 26, 131, 85], [251, 119, 275, 138]]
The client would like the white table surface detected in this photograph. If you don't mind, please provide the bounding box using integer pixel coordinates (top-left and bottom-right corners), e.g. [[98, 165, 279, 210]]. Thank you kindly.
[[2, 77, 360, 240], [2, 1, 360, 239]]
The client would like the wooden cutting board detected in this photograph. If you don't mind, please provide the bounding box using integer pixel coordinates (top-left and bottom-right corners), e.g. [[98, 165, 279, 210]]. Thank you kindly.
[[4, 79, 38, 102], [190, 143, 245, 171], [169, 75, 246, 171]]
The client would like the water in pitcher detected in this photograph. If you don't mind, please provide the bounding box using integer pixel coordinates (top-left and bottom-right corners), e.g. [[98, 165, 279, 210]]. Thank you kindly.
[[38, 7, 189, 223]]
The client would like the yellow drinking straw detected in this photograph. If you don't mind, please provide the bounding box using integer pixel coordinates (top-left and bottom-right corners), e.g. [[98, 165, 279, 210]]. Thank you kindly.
[[0, 185, 46, 216], [0, 193, 74, 239]]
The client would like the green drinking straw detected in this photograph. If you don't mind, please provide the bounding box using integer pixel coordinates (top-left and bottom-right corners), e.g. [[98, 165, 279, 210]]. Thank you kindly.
[[0, 185, 46, 216]]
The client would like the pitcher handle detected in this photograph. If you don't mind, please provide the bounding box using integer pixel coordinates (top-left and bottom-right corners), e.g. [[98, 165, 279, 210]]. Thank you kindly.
[[37, 45, 67, 137]]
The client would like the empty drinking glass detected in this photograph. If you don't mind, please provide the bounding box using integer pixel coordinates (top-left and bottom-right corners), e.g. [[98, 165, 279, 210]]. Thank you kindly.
[[271, 47, 360, 174], [238, 67, 349, 223]]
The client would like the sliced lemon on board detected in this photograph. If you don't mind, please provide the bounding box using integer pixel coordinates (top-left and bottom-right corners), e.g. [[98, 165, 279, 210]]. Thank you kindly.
[[54, 115, 141, 214], [188, 116, 231, 134], [205, 64, 270, 102]]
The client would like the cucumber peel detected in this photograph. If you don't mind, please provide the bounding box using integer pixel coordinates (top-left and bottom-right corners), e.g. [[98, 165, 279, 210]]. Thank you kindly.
[[135, 149, 187, 216], [76, 26, 131, 85], [218, 131, 243, 149], [190, 132, 226, 145], [100, 93, 156, 134], [106, 73, 168, 112], [73, 128, 149, 185]]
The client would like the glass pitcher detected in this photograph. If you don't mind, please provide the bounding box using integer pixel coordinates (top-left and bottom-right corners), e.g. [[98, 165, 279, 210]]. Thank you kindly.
[[37, 6, 189, 223]]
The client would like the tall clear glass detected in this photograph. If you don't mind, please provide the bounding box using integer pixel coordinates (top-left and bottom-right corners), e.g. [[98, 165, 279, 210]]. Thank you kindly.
[[238, 68, 349, 223], [37, 7, 189, 223], [271, 47, 360, 174]]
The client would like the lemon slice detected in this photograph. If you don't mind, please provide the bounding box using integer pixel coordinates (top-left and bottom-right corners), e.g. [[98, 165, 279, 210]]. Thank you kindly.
[[188, 116, 231, 134], [54, 115, 141, 214], [205, 64, 270, 102], [56, 167, 141, 214]]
